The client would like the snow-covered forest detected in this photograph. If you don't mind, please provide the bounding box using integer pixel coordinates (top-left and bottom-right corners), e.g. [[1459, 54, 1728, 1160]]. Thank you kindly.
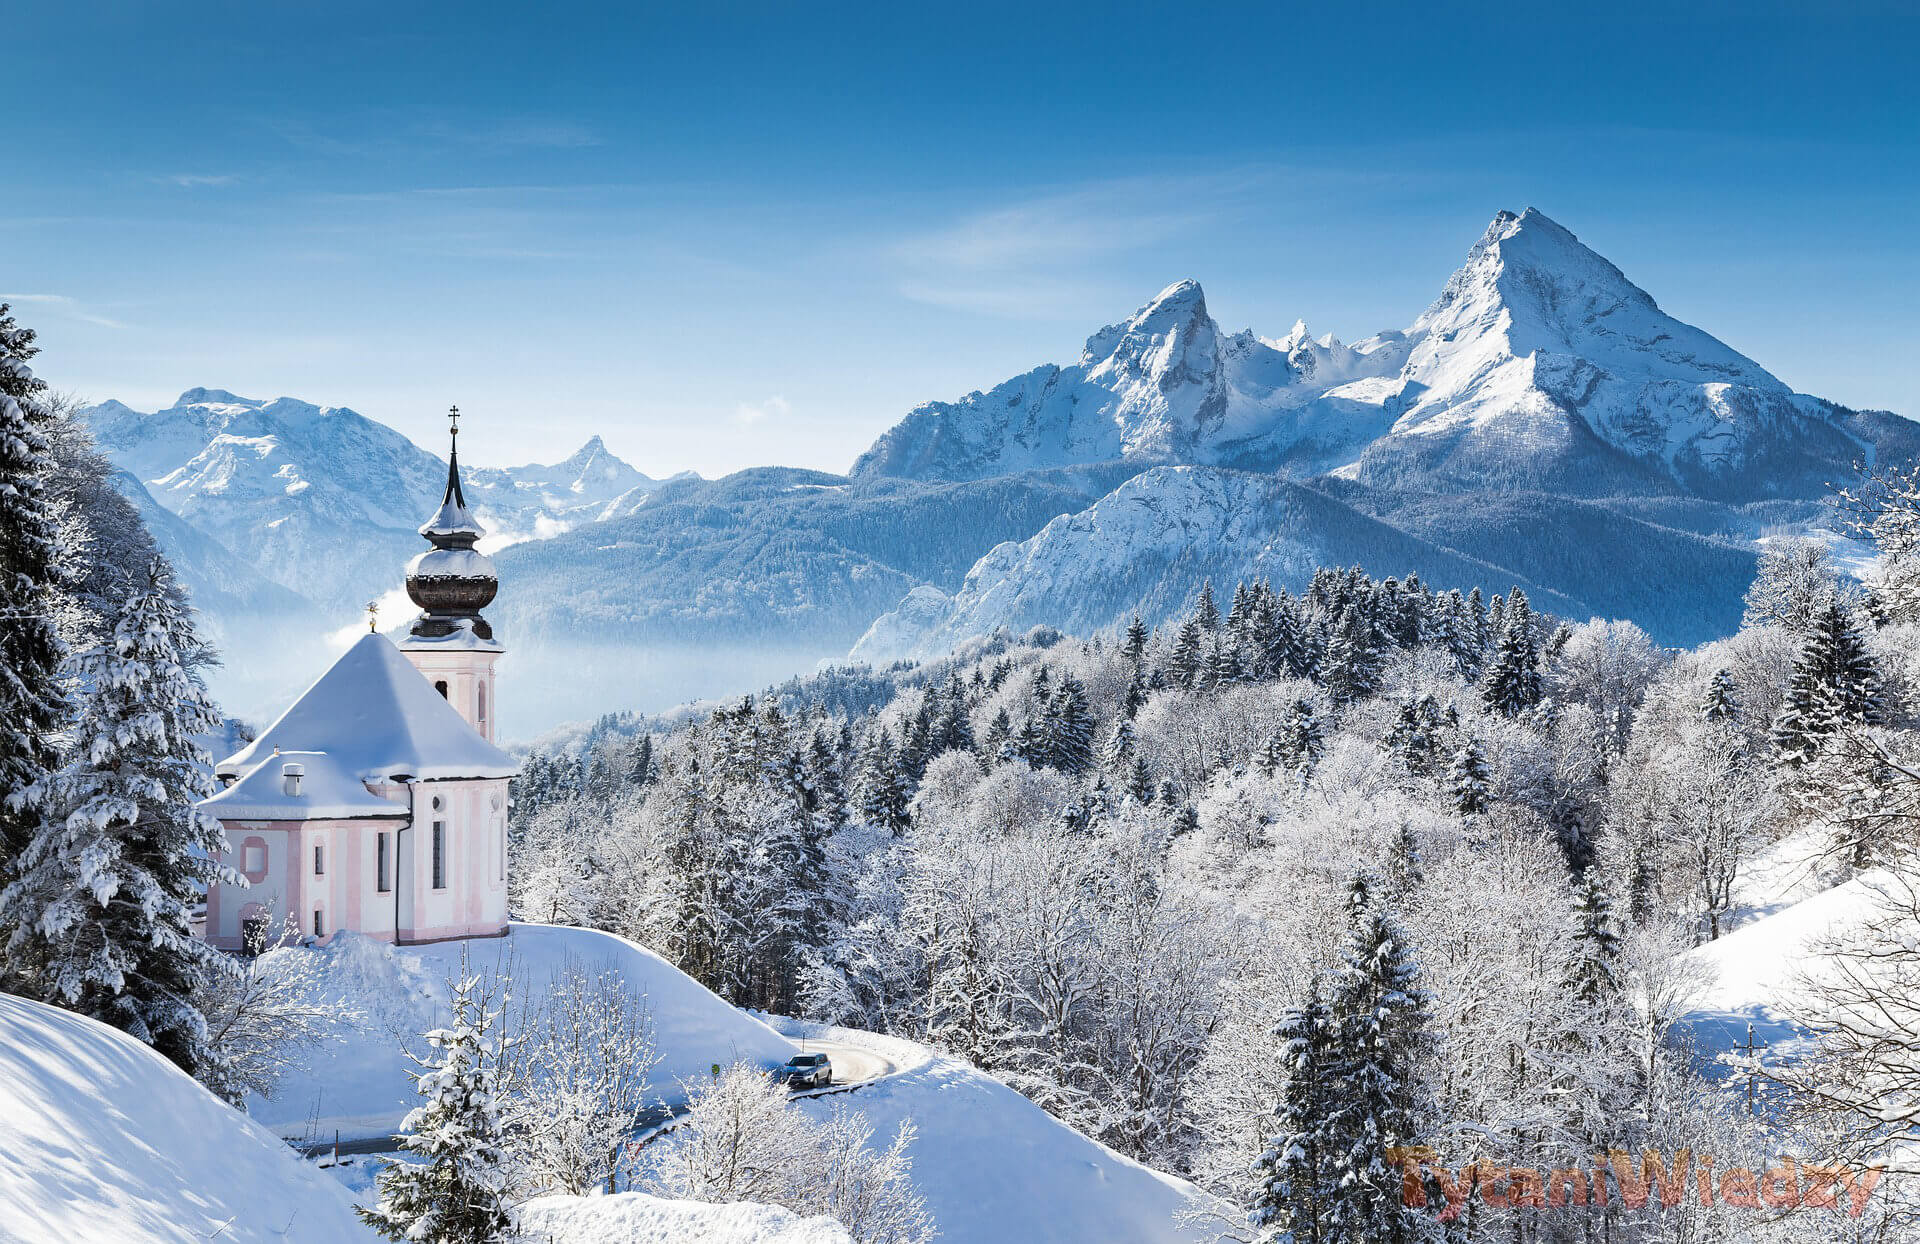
[[513, 539, 1920, 1240]]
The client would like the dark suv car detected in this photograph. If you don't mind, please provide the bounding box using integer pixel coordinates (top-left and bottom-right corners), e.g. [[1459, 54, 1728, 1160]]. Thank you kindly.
[[773, 1052, 832, 1090]]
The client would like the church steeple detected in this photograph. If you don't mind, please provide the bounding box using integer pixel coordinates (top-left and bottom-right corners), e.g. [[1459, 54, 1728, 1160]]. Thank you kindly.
[[404, 405, 499, 642]]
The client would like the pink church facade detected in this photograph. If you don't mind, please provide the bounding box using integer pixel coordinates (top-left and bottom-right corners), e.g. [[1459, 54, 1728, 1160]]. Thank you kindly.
[[200, 415, 518, 949]]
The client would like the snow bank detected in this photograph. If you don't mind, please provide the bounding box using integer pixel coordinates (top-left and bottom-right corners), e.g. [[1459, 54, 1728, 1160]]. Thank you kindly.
[[0, 993, 375, 1243], [255, 923, 797, 1140], [763, 1019, 1221, 1244], [1680, 873, 1888, 1069], [517, 1191, 853, 1243]]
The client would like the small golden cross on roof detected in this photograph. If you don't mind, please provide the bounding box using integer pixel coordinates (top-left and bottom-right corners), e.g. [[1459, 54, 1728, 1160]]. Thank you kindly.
[[367, 600, 380, 632], [449, 404, 460, 439]]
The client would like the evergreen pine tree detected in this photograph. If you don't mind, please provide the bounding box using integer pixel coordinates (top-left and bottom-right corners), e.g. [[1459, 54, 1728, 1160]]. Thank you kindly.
[[361, 967, 516, 1244], [1567, 873, 1622, 1008], [1280, 699, 1325, 775], [1384, 821, 1423, 901], [1206, 635, 1243, 688], [626, 733, 655, 785], [934, 675, 976, 757], [1774, 598, 1884, 763], [855, 728, 912, 835], [1480, 613, 1542, 717], [1123, 613, 1149, 667], [1265, 595, 1310, 680], [1320, 875, 1433, 1244], [1321, 606, 1381, 705], [1255, 734, 1284, 778], [1099, 718, 1136, 772], [1126, 756, 1156, 805], [1699, 668, 1739, 722], [1007, 718, 1045, 767], [0, 561, 234, 1074], [1169, 619, 1205, 689], [1445, 737, 1491, 818], [983, 707, 1013, 761], [1122, 662, 1148, 719], [1249, 993, 1337, 1244], [1194, 579, 1220, 632], [1382, 697, 1440, 779], [0, 305, 67, 874], [1046, 676, 1096, 775]]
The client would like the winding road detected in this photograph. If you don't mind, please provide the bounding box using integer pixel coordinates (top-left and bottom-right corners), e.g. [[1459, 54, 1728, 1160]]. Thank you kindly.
[[300, 1038, 901, 1161]]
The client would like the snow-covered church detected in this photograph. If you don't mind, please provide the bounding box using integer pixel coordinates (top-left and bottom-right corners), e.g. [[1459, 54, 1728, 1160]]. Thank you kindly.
[[200, 415, 517, 949]]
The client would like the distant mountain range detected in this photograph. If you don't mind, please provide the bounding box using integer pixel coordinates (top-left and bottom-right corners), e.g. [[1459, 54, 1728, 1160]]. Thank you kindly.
[[86, 209, 1916, 732]]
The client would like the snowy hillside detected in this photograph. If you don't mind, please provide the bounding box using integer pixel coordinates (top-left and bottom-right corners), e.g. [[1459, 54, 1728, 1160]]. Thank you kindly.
[[854, 465, 1590, 662], [518, 1192, 856, 1242], [0, 993, 375, 1243], [253, 924, 797, 1140], [767, 1021, 1220, 1244]]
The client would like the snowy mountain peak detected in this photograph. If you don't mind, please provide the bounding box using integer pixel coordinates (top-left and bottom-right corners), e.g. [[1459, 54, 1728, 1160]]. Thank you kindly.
[[854, 207, 1899, 498], [1079, 278, 1210, 363], [1410, 207, 1783, 390], [174, 386, 256, 408], [80, 391, 677, 615]]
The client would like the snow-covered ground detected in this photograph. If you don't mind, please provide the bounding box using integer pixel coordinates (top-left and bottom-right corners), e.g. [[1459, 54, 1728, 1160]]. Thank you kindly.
[[1682, 870, 1887, 1069], [518, 1191, 855, 1243], [762, 1018, 1224, 1244], [293, 946, 1217, 1243], [256, 922, 797, 1141], [0, 993, 375, 1243]]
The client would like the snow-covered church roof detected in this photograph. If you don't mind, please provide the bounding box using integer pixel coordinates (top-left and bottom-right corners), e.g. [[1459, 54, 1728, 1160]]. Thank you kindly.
[[215, 633, 518, 784], [200, 750, 406, 821]]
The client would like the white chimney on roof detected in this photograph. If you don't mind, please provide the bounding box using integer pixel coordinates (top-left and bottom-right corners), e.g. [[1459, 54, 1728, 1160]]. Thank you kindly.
[[281, 761, 305, 797]]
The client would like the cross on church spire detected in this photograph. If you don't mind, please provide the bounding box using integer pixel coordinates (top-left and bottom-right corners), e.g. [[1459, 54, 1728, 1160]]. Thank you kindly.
[[437, 402, 468, 512]]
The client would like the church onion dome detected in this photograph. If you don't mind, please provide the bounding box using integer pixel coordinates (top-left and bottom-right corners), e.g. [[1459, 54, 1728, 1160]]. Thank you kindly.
[[420, 450, 485, 544], [406, 406, 499, 641]]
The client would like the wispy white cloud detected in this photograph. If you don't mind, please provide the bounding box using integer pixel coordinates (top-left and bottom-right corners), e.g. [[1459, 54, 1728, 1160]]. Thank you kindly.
[[884, 170, 1275, 316], [0, 293, 129, 329], [733, 394, 791, 426], [159, 173, 238, 188]]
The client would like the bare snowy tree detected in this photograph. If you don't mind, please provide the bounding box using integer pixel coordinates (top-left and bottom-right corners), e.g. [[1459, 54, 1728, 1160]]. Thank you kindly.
[[1742, 534, 1845, 633], [644, 1064, 933, 1244], [192, 909, 357, 1109], [506, 955, 660, 1195]]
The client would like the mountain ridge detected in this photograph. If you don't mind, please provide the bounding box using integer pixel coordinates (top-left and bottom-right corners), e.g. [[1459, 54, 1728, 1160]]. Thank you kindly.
[[84, 209, 1916, 730]]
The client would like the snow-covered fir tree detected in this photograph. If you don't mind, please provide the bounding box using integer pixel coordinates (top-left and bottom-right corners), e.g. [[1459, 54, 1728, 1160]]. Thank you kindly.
[[361, 965, 517, 1244], [0, 304, 67, 877], [1445, 737, 1490, 817], [1772, 595, 1882, 764], [0, 559, 234, 1075], [1248, 993, 1336, 1244], [1318, 874, 1432, 1244]]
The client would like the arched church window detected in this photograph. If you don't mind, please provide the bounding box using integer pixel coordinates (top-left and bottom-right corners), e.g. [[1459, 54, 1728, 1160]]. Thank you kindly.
[[435, 680, 449, 699], [478, 681, 488, 727]]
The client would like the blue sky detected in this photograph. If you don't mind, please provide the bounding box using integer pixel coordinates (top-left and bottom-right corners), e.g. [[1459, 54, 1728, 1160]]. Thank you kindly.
[[7, 1, 1917, 476]]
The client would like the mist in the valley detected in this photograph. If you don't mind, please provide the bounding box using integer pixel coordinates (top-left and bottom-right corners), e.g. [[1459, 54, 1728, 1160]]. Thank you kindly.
[[204, 622, 845, 745]]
